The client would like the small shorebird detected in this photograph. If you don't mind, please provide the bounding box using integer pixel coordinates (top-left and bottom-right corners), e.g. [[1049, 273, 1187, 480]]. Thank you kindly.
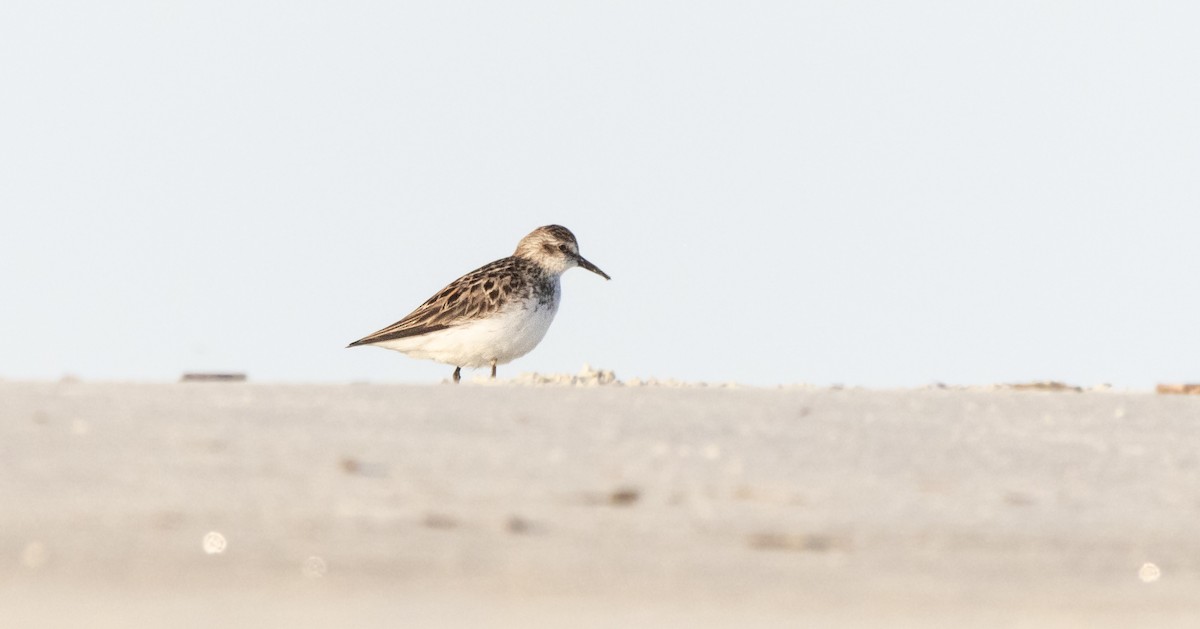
[[347, 225, 610, 383]]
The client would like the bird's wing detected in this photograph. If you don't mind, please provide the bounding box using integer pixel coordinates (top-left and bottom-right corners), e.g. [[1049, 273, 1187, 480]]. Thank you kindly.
[[347, 258, 528, 347]]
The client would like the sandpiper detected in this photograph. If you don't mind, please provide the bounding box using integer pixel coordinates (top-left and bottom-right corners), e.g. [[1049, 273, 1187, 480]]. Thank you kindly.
[[348, 225, 610, 383]]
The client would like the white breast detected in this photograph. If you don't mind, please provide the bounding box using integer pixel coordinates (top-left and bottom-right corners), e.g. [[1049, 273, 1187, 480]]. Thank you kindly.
[[371, 289, 561, 368]]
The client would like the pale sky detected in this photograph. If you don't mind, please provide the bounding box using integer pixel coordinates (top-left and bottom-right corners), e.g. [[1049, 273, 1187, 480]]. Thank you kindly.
[[2, 2, 1198, 387]]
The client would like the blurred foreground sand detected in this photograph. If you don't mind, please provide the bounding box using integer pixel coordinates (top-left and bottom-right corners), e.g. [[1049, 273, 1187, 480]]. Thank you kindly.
[[2, 381, 1199, 628]]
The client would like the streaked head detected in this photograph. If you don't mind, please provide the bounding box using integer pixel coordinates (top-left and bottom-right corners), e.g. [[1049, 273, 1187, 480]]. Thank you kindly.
[[513, 225, 610, 279]]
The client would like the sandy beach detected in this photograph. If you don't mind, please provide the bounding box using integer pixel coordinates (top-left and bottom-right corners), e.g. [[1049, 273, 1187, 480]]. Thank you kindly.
[[3, 379, 1199, 627]]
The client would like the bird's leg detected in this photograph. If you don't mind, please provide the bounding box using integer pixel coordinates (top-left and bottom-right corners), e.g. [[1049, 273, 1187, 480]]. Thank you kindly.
[[453, 366, 461, 384], [490, 359, 497, 379]]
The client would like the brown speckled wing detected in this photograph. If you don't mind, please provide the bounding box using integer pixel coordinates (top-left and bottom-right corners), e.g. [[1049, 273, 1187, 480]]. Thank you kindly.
[[347, 258, 534, 347]]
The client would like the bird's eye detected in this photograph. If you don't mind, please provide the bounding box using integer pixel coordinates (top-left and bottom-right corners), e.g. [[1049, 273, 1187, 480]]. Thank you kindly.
[[558, 244, 569, 253]]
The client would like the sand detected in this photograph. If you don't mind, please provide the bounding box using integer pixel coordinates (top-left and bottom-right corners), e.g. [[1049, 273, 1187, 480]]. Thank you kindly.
[[3, 379, 1199, 627]]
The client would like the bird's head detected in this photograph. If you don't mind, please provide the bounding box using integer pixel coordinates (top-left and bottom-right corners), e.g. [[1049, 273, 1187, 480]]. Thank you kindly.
[[513, 225, 610, 279]]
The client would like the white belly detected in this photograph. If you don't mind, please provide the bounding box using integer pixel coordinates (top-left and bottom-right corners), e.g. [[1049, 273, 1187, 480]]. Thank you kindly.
[[371, 296, 560, 368]]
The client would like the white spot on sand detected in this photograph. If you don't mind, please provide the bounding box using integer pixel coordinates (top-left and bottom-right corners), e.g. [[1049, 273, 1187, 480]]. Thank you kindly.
[[1139, 562, 1161, 583], [302, 556, 327, 578], [203, 531, 227, 555]]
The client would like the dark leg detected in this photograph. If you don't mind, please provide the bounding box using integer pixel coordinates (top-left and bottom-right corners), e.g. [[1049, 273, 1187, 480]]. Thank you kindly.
[[453, 366, 461, 384], [490, 359, 497, 379]]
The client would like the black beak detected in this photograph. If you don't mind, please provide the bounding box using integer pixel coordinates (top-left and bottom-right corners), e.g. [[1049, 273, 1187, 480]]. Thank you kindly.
[[576, 255, 611, 280]]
